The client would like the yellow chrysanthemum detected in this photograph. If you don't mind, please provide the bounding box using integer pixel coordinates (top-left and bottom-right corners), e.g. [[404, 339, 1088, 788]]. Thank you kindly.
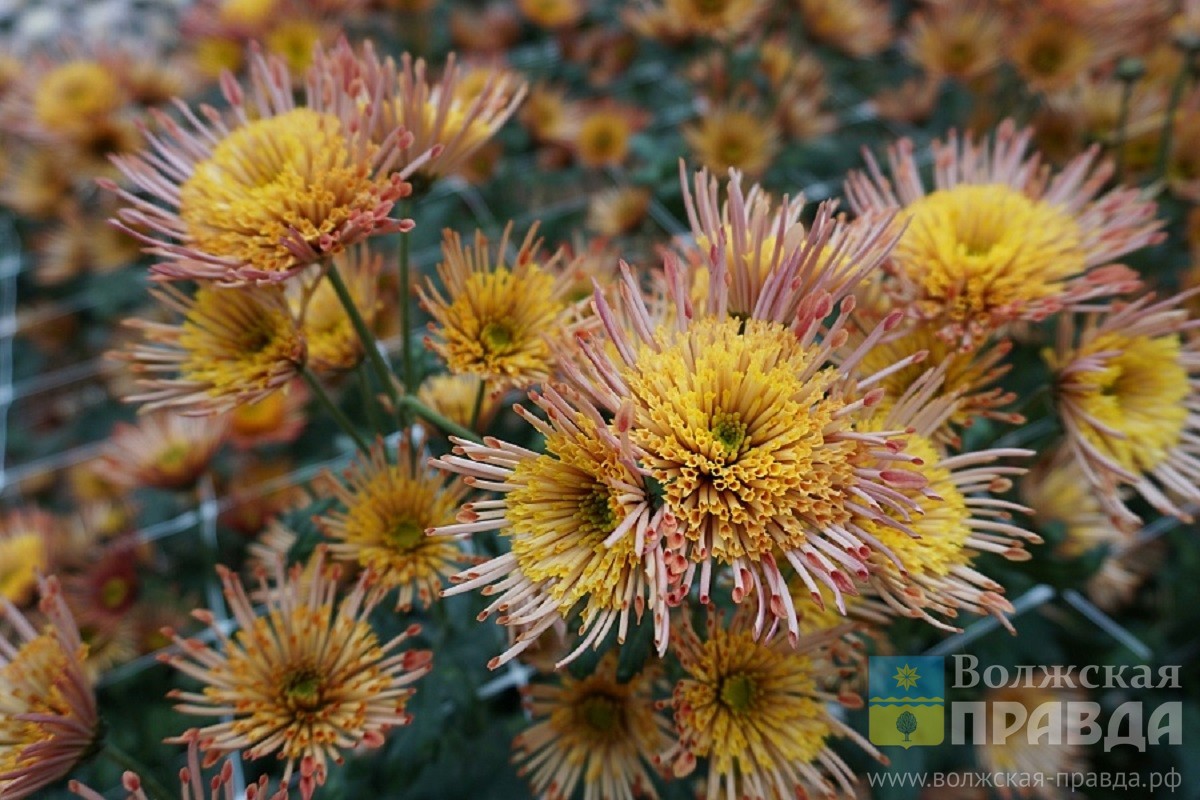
[[1022, 451, 1120, 559], [683, 106, 779, 179], [516, 0, 585, 28], [217, 0, 278, 28], [33, 60, 122, 134], [798, 0, 892, 57], [434, 387, 671, 668], [575, 109, 634, 167], [266, 19, 324, 76], [623, 317, 851, 567], [179, 110, 389, 280], [116, 283, 305, 414], [416, 374, 501, 434], [1060, 333, 1187, 474], [420, 223, 575, 390], [661, 606, 876, 800], [513, 653, 673, 800], [319, 441, 470, 611], [1009, 14, 1095, 93], [0, 577, 99, 800], [290, 252, 382, 374], [163, 549, 432, 791], [662, 0, 767, 39], [101, 411, 228, 490], [906, 5, 1005, 80], [228, 380, 308, 448], [895, 184, 1084, 327], [0, 535, 45, 607]]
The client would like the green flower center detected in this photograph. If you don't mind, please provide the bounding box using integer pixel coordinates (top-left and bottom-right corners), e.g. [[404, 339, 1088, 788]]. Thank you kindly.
[[481, 321, 514, 353], [388, 519, 425, 551], [720, 673, 757, 713], [711, 412, 747, 454]]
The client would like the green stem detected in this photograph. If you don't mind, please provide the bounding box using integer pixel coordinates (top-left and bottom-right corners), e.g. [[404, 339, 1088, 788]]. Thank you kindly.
[[398, 202, 416, 396], [401, 395, 483, 443], [326, 264, 403, 422], [356, 362, 384, 435], [101, 741, 174, 800], [1114, 78, 1135, 181], [302, 367, 371, 455], [1157, 54, 1193, 180], [469, 379, 486, 432]]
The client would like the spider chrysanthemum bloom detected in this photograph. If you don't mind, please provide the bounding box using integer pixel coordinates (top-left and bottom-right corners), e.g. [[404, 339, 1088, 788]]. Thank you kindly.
[[0, 509, 56, 606], [161, 549, 432, 795], [29, 58, 125, 136], [417, 374, 501, 434], [114, 282, 305, 414], [0, 576, 100, 800], [229, 379, 308, 449], [1021, 450, 1120, 559], [1007, 12, 1097, 94], [683, 105, 779, 180], [419, 223, 579, 391], [660, 606, 881, 800], [849, 371, 1040, 630], [587, 187, 651, 237], [512, 652, 673, 800], [798, 0, 892, 57], [104, 45, 421, 284], [517, 0, 585, 29], [100, 410, 228, 490], [70, 730, 294, 800], [317, 440, 472, 612], [659, 0, 767, 40], [432, 386, 671, 668], [572, 106, 642, 168], [680, 165, 897, 321], [572, 250, 928, 638], [1047, 292, 1200, 530], [905, 4, 1005, 81], [846, 120, 1163, 343]]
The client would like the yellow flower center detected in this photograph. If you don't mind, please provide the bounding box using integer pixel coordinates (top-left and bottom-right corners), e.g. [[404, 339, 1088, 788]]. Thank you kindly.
[[719, 673, 756, 713], [1067, 333, 1189, 473], [481, 320, 515, 352], [577, 114, 630, 166], [266, 20, 322, 75], [578, 693, 622, 736], [218, 0, 278, 27], [232, 391, 288, 437], [0, 533, 44, 604], [101, 577, 132, 610], [388, 520, 425, 551], [34, 61, 121, 132], [624, 317, 853, 562], [895, 184, 1084, 325], [282, 666, 324, 712], [179, 108, 382, 276]]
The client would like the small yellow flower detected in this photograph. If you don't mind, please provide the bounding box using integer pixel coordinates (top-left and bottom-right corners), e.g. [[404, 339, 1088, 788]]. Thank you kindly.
[[661, 605, 880, 800], [318, 440, 472, 611], [0, 576, 99, 800], [1009, 13, 1096, 93], [684, 105, 779, 179], [162, 549, 432, 793], [0, 510, 56, 607], [516, 0, 585, 28], [419, 222, 577, 390], [33, 60, 123, 134], [513, 653, 673, 800], [101, 411, 228, 490], [574, 107, 637, 167], [265, 18, 325, 76], [114, 282, 305, 414], [906, 5, 1005, 80], [798, 0, 892, 57], [417, 374, 501, 434], [292, 250, 383, 374], [587, 187, 651, 236], [661, 0, 767, 39]]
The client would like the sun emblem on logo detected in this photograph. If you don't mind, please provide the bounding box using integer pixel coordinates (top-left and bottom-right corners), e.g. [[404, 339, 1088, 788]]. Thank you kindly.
[[892, 663, 920, 691]]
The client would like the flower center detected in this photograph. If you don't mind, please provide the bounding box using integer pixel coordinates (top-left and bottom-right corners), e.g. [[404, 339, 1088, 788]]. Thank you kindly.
[[579, 488, 617, 535], [387, 519, 426, 551], [481, 321, 515, 353], [101, 577, 132, 610], [283, 667, 324, 711], [579, 694, 621, 735], [1029, 40, 1065, 75], [710, 411, 747, 455], [719, 673, 757, 713]]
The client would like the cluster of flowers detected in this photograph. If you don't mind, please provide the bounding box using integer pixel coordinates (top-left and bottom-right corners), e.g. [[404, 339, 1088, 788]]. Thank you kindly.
[[2, 0, 1200, 798]]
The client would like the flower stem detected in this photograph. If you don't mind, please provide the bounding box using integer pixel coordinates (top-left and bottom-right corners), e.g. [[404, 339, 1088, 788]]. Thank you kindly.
[[301, 367, 371, 455], [400, 395, 482, 443], [101, 741, 174, 800], [469, 379, 486, 432], [356, 362, 384, 435], [1156, 53, 1193, 180], [398, 203, 416, 396], [325, 264, 403, 422]]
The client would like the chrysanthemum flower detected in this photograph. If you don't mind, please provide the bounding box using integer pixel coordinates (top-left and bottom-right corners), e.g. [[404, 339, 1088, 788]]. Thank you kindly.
[[70, 730, 293, 800], [572, 236, 928, 637], [659, 605, 881, 800], [848, 370, 1040, 630], [104, 45, 421, 284], [30, 59, 125, 136], [1007, 12, 1098, 94], [683, 105, 779, 180], [846, 120, 1163, 343], [229, 379, 309, 449], [1022, 450, 1121, 559], [432, 386, 672, 668], [321, 42, 525, 184], [419, 222, 579, 391], [161, 549, 432, 795], [680, 165, 897, 321], [0, 575, 100, 800], [513, 652, 672, 800], [101, 410, 227, 490], [587, 187, 651, 237], [905, 4, 1005, 81], [798, 0, 893, 57], [114, 282, 305, 414], [0, 509, 56, 606], [417, 374, 501, 434], [318, 440, 472, 611], [1048, 292, 1200, 530], [519, 84, 583, 145], [645, 0, 767, 40], [517, 0, 585, 29], [572, 105, 643, 168]]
